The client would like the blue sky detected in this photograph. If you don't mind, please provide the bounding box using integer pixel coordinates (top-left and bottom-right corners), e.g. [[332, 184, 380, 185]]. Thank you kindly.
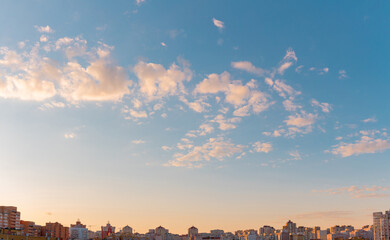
[[1, 0, 390, 234]]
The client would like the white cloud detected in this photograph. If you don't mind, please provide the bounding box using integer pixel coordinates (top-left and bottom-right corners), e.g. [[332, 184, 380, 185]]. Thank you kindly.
[[285, 112, 316, 127], [252, 142, 273, 153], [127, 109, 148, 118], [231, 61, 266, 76], [265, 78, 301, 99], [35, 25, 54, 33], [0, 47, 58, 101], [289, 150, 302, 161], [40, 35, 48, 42], [283, 99, 300, 112], [331, 136, 390, 157], [132, 139, 146, 144], [179, 96, 210, 113], [136, 0, 146, 5], [313, 185, 390, 199], [210, 114, 241, 131], [212, 18, 224, 29], [18, 41, 26, 49], [134, 61, 192, 101], [339, 70, 347, 79], [194, 71, 230, 94], [162, 146, 172, 151], [59, 57, 131, 102], [311, 99, 331, 113], [363, 117, 377, 123], [167, 137, 245, 168], [161, 42, 167, 47], [64, 133, 76, 139], [39, 101, 66, 110], [278, 48, 297, 75]]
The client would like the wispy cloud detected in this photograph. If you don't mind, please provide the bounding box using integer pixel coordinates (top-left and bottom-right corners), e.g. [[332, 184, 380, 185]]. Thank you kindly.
[[212, 18, 224, 29], [363, 117, 377, 123], [294, 211, 353, 219], [132, 139, 146, 144], [313, 185, 390, 199]]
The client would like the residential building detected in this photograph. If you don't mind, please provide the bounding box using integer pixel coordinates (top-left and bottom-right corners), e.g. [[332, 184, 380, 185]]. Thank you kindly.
[[44, 222, 69, 240], [374, 211, 390, 240], [70, 220, 88, 240], [0, 206, 21, 230]]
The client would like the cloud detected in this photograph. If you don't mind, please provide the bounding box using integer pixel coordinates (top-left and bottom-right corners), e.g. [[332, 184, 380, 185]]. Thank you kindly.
[[35, 25, 54, 33], [212, 18, 224, 29], [363, 117, 377, 123], [311, 99, 331, 113], [252, 142, 273, 153], [231, 61, 266, 76], [331, 136, 390, 157], [0, 47, 58, 101], [289, 150, 302, 161], [294, 211, 353, 220], [40, 35, 48, 42], [161, 42, 167, 47], [283, 99, 301, 112], [196, 73, 271, 116], [265, 78, 301, 99], [278, 48, 297, 75], [64, 133, 76, 139], [285, 112, 316, 127], [134, 61, 192, 101], [39, 101, 66, 110], [210, 114, 241, 131], [313, 185, 390, 199], [125, 109, 148, 118], [132, 139, 146, 144], [167, 137, 245, 168], [179, 96, 210, 113], [136, 0, 146, 5], [339, 70, 347, 79], [59, 57, 131, 102], [161, 146, 172, 151], [194, 71, 230, 94]]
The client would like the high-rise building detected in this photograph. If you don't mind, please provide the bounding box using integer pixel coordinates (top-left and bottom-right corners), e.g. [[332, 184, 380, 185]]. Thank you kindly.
[[283, 221, 297, 234], [70, 220, 88, 240], [0, 206, 21, 230], [374, 211, 390, 240]]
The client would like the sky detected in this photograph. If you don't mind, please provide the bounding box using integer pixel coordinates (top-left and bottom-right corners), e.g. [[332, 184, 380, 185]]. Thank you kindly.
[[1, 0, 390, 234]]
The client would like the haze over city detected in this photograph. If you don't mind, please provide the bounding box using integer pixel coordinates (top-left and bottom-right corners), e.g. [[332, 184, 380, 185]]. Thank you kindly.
[[1, 0, 390, 235]]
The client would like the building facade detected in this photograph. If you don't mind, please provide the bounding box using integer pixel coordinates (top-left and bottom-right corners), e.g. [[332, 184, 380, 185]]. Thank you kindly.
[[70, 220, 88, 240], [0, 206, 21, 230]]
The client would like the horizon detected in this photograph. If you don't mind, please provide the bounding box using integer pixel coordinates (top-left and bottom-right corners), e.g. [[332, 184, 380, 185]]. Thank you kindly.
[[1, 0, 390, 235]]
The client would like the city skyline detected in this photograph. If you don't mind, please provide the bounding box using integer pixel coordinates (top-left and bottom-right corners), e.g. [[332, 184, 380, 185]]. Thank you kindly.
[[1, 0, 390, 235]]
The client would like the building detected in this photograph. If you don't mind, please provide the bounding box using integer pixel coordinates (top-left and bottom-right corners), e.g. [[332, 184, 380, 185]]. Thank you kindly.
[[44, 222, 69, 240], [121, 226, 133, 235], [0, 206, 21, 230], [188, 226, 198, 240], [20, 221, 40, 236], [155, 226, 169, 240], [283, 221, 297, 234], [101, 222, 115, 239], [374, 211, 390, 240], [70, 220, 88, 240]]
